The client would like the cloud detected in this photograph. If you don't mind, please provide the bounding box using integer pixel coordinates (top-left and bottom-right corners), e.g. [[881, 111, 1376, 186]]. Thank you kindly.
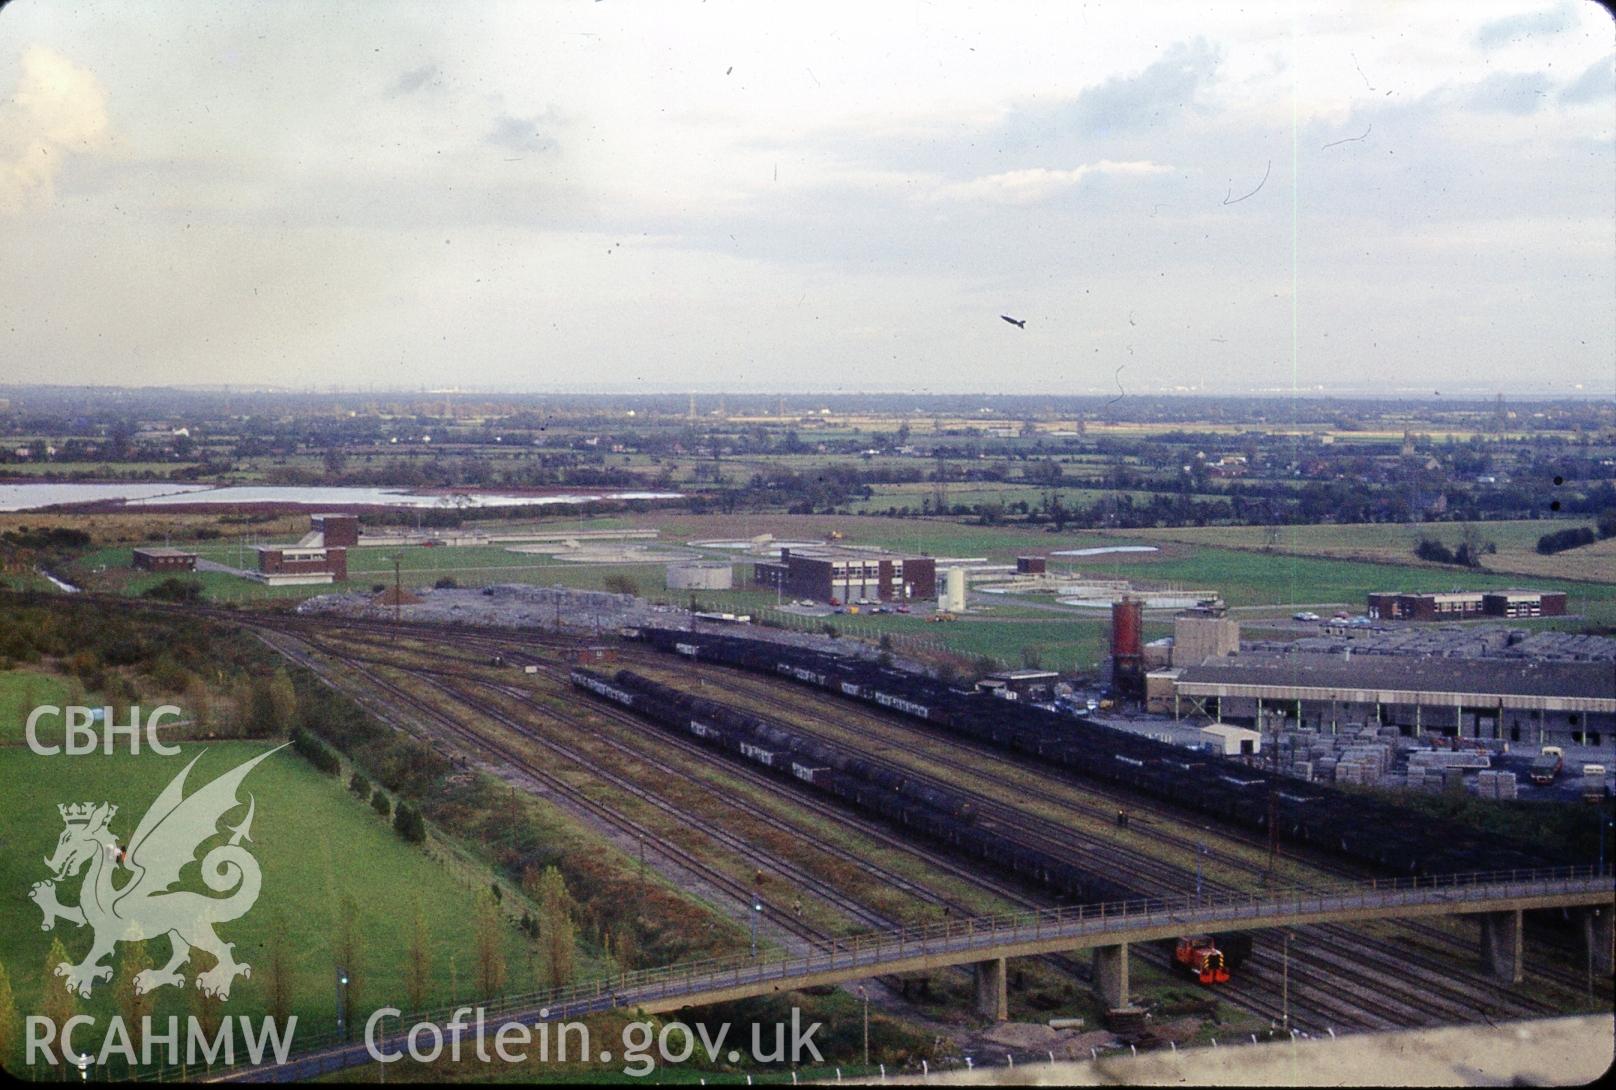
[[1047, 38, 1221, 136], [1560, 54, 1614, 103], [1474, 3, 1577, 48], [1463, 69, 1554, 113], [389, 64, 439, 96], [0, 45, 111, 213], [931, 160, 1173, 204], [484, 113, 558, 154]]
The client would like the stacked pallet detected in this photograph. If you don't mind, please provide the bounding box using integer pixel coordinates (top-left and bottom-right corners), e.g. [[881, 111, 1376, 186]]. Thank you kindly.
[[1476, 770, 1519, 801]]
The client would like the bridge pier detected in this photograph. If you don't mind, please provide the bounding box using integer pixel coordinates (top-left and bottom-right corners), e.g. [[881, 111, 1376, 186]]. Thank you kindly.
[[1093, 943, 1130, 1008], [973, 958, 1008, 1021], [1478, 909, 1523, 985], [1585, 907, 1615, 978]]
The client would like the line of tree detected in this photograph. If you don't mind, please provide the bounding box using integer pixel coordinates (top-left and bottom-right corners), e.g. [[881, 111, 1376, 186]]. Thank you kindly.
[[1536, 526, 1597, 555]]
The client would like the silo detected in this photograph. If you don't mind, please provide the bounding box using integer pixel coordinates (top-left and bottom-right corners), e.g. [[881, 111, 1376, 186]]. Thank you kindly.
[[939, 566, 968, 612], [1111, 596, 1145, 698]]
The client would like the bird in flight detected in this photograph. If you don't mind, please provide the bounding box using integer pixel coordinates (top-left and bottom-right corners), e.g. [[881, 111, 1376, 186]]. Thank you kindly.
[[1000, 314, 1026, 329]]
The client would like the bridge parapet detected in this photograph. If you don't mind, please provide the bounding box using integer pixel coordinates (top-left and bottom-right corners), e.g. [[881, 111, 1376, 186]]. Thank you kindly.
[[152, 865, 1615, 1085]]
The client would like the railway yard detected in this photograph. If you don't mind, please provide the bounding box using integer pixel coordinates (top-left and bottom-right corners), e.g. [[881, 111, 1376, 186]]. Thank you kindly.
[[221, 606, 1611, 1060]]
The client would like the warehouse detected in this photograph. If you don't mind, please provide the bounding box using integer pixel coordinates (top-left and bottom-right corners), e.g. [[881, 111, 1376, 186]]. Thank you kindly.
[[1171, 653, 1615, 748], [131, 547, 197, 573], [752, 546, 935, 604]]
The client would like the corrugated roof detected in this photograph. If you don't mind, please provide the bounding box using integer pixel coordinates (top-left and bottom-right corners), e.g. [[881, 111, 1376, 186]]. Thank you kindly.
[[1177, 653, 1615, 700]]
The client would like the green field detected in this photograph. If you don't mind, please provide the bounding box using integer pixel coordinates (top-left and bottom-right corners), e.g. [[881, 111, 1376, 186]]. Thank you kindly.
[[0, 739, 558, 1071], [71, 510, 1616, 666], [1123, 519, 1616, 587], [0, 669, 86, 744]]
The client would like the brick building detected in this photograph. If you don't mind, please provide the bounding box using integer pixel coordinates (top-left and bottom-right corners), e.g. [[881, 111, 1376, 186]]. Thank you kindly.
[[256, 545, 347, 583], [131, 548, 197, 573], [1367, 589, 1566, 621], [310, 513, 360, 547], [753, 546, 935, 604]]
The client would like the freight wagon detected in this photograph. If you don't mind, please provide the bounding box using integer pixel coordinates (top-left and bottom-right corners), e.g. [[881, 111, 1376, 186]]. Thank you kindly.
[[569, 666, 1136, 907], [629, 629, 1561, 876]]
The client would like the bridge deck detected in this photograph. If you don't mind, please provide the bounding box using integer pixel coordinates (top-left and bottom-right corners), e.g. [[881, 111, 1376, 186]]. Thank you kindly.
[[202, 866, 1612, 1082]]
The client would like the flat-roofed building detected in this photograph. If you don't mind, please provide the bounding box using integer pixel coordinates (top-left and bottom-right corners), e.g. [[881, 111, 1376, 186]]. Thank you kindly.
[[977, 669, 1060, 701], [1367, 589, 1565, 621], [1172, 652, 1614, 748], [753, 546, 935, 604], [256, 545, 347, 585], [132, 547, 197, 573], [1482, 590, 1567, 618], [310, 513, 360, 547]]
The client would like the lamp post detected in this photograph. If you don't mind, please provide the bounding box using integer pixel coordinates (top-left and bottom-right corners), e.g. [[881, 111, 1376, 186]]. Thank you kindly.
[[75, 1052, 88, 1084], [336, 967, 350, 1043], [1281, 932, 1293, 1032], [1196, 833, 1208, 902], [858, 985, 869, 1067], [750, 898, 762, 958]]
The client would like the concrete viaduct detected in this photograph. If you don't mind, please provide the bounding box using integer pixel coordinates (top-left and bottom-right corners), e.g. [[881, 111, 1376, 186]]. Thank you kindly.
[[214, 866, 1611, 1082]]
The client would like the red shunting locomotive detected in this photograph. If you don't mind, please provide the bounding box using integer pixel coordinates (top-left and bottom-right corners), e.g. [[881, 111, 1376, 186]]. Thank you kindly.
[[1175, 935, 1231, 984]]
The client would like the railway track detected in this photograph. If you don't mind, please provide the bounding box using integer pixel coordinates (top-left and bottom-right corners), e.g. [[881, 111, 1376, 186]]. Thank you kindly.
[[268, 627, 1501, 1031], [240, 614, 1599, 1030], [267, 627, 1362, 1026]]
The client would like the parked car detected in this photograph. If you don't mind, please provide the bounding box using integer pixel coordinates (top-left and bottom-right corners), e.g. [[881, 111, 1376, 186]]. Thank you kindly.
[[1292, 611, 1320, 622]]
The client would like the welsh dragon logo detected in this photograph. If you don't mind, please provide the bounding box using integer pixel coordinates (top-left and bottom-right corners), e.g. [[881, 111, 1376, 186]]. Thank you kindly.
[[30, 746, 284, 999]]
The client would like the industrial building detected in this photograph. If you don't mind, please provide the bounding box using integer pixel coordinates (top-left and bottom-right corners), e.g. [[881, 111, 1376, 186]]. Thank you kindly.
[[752, 546, 935, 604], [937, 567, 968, 613], [1365, 589, 1566, 621], [1170, 653, 1614, 748], [1171, 608, 1241, 668], [666, 560, 734, 590], [256, 545, 348, 584], [131, 547, 197, 573], [976, 670, 1060, 702], [1015, 555, 1047, 575], [310, 513, 360, 547], [253, 514, 354, 585]]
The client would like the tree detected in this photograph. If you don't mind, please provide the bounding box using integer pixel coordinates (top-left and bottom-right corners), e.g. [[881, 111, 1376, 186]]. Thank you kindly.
[[265, 909, 295, 1027], [394, 802, 426, 843], [602, 573, 640, 597], [267, 669, 298, 731], [473, 890, 508, 999], [332, 893, 364, 1035], [185, 674, 213, 734], [371, 787, 391, 818], [349, 771, 371, 797], [191, 979, 224, 1065], [406, 903, 431, 1012], [113, 939, 154, 1062], [40, 937, 77, 1074], [1019, 645, 1043, 670], [530, 867, 576, 990], [1414, 537, 1454, 564], [1598, 509, 1616, 540], [0, 961, 20, 1072]]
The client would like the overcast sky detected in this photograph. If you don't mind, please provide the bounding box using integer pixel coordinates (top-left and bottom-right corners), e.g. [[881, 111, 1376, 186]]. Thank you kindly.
[[1, 0, 1612, 396]]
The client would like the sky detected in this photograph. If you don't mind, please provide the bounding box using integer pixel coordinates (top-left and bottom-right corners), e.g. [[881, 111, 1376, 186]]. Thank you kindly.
[[0, 0, 1612, 397]]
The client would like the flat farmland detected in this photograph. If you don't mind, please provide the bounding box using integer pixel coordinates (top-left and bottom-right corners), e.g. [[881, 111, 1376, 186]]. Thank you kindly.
[[1115, 520, 1616, 588]]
